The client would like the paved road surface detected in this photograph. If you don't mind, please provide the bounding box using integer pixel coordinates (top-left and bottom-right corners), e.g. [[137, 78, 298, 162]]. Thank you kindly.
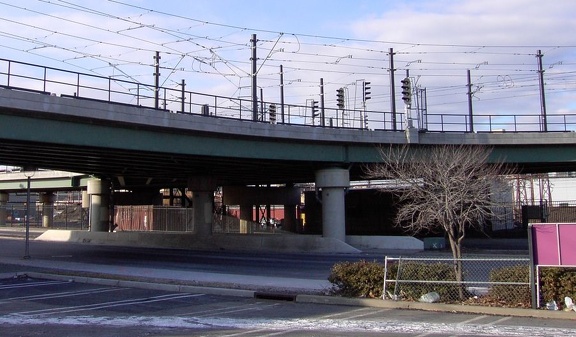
[[0, 232, 574, 336], [1, 275, 575, 337]]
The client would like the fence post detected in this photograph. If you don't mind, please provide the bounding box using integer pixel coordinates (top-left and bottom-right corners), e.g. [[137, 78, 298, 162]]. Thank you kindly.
[[382, 256, 389, 299], [528, 224, 537, 308], [394, 257, 403, 300]]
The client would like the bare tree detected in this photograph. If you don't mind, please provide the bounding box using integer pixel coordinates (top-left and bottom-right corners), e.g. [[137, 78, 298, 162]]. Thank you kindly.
[[364, 144, 511, 299]]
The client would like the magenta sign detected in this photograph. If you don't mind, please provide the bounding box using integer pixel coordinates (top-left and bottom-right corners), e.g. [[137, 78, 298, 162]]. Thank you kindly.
[[531, 223, 576, 266]]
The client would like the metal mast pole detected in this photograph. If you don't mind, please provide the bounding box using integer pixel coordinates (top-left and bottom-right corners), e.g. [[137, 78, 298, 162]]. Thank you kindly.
[[320, 78, 325, 127], [260, 87, 264, 121], [251, 34, 258, 121], [280, 65, 285, 124], [389, 48, 397, 131], [181, 79, 185, 113], [537, 50, 547, 132], [154, 51, 160, 109], [467, 69, 474, 133]]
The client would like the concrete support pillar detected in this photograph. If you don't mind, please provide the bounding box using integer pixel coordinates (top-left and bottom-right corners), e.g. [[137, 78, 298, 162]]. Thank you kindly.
[[189, 176, 217, 237], [86, 179, 111, 232], [239, 204, 253, 222], [315, 168, 350, 242], [39, 192, 55, 228], [0, 192, 8, 227], [282, 204, 297, 232]]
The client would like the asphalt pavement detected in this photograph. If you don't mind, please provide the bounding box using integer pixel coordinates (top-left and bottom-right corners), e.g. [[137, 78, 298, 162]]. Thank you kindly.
[[1, 227, 574, 321]]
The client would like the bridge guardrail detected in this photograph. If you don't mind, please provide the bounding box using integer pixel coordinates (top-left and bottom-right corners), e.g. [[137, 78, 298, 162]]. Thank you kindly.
[[1, 58, 575, 133]]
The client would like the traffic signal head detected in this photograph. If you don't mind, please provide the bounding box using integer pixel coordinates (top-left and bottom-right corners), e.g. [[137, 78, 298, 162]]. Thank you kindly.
[[336, 88, 345, 109], [363, 81, 371, 101], [268, 103, 277, 123], [312, 100, 319, 117], [401, 77, 412, 105]]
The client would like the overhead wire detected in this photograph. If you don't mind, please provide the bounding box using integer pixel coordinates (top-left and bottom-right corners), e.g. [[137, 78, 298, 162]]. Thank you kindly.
[[0, 0, 573, 110]]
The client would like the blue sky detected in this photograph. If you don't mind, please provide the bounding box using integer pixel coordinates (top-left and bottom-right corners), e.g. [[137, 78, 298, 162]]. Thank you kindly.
[[0, 0, 575, 130]]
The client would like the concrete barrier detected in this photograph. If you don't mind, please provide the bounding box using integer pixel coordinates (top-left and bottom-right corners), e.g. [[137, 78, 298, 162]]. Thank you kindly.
[[346, 235, 423, 251], [36, 230, 362, 253]]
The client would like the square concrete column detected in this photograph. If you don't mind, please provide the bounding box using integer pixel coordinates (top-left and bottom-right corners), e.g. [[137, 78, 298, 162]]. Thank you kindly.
[[315, 168, 350, 243]]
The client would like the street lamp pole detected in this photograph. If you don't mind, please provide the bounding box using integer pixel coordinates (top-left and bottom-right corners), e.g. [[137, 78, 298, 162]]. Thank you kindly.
[[23, 167, 35, 259]]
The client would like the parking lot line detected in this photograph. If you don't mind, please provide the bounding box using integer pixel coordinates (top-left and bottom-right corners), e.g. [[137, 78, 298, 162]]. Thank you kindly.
[[0, 287, 123, 304], [0, 279, 71, 290], [13, 292, 205, 316], [182, 302, 281, 318]]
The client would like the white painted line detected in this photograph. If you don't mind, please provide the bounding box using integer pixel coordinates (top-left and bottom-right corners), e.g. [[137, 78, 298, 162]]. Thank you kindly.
[[343, 308, 392, 320], [0, 279, 71, 290], [486, 316, 512, 325], [0, 287, 123, 304], [13, 293, 205, 316], [457, 315, 488, 325], [192, 302, 280, 318], [316, 307, 373, 319]]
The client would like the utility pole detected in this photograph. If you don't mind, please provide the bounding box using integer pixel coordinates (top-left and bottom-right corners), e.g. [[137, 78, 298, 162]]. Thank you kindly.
[[154, 51, 160, 109], [181, 79, 186, 113], [536, 50, 547, 132], [389, 48, 397, 131], [260, 87, 264, 121], [251, 34, 258, 122], [280, 65, 285, 124], [320, 78, 325, 127], [467, 69, 474, 133]]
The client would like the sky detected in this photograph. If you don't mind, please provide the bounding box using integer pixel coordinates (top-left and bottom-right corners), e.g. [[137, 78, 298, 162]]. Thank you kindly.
[[0, 0, 575, 131]]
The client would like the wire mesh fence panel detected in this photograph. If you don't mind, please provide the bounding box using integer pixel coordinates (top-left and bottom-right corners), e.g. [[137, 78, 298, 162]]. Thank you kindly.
[[383, 256, 531, 307]]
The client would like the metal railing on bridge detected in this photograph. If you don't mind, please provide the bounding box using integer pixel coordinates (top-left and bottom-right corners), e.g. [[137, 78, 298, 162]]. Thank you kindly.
[[3, 58, 576, 133]]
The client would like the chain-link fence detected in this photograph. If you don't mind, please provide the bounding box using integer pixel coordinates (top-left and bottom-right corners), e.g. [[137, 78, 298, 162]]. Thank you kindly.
[[383, 256, 531, 307]]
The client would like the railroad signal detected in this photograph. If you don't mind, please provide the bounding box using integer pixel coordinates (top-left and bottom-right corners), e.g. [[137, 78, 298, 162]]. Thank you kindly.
[[401, 77, 412, 105], [312, 100, 319, 118], [336, 88, 345, 109], [268, 103, 277, 124], [363, 81, 371, 102]]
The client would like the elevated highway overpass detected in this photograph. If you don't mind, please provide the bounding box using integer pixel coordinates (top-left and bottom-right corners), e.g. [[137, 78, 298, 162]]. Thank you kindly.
[[2, 61, 576, 251], [2, 87, 576, 188]]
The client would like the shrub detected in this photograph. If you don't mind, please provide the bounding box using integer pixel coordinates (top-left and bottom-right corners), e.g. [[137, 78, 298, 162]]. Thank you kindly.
[[328, 260, 384, 298], [328, 260, 461, 302], [392, 262, 461, 302], [487, 265, 531, 307], [540, 267, 576, 309]]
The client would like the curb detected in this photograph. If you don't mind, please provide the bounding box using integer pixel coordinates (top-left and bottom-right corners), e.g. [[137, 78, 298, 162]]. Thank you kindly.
[[15, 271, 256, 298], [7, 271, 576, 320], [296, 295, 576, 320]]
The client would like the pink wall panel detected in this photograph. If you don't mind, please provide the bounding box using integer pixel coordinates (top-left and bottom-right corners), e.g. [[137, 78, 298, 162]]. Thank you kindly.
[[532, 223, 576, 266]]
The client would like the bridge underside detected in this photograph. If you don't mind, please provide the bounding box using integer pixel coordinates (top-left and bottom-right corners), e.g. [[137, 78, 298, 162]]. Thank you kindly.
[[0, 138, 348, 188]]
